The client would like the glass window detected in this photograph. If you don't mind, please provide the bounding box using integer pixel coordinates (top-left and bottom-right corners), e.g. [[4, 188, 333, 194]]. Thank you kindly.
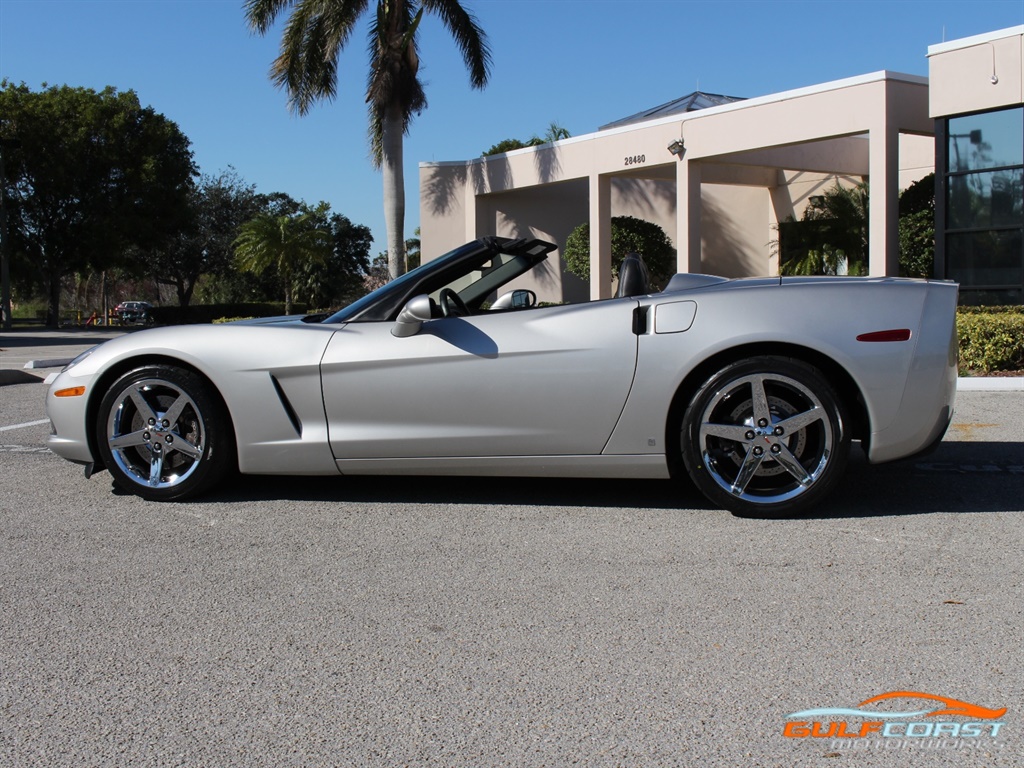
[[948, 108, 1023, 172], [947, 230, 1022, 287], [958, 287, 1022, 306], [431, 251, 527, 304], [943, 106, 1023, 305], [947, 168, 1024, 229]]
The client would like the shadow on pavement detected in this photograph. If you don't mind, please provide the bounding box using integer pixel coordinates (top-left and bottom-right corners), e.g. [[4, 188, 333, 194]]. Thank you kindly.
[[808, 439, 1022, 519], [169, 438, 1022, 518], [197, 473, 713, 512]]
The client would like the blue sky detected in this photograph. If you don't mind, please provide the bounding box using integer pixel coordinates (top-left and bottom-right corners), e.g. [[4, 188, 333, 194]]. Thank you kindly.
[[2, 0, 1022, 254]]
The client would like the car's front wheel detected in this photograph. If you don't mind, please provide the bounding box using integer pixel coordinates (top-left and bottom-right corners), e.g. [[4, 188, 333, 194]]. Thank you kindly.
[[95, 365, 233, 501], [680, 356, 849, 518]]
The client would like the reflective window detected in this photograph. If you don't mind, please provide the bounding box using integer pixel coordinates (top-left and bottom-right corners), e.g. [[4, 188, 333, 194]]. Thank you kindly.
[[944, 106, 1024, 306], [947, 231, 1022, 287], [958, 287, 1022, 306], [947, 169, 1024, 229], [948, 109, 1023, 172]]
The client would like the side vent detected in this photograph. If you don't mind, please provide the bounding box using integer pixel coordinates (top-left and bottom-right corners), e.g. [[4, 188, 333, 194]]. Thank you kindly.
[[270, 375, 303, 436]]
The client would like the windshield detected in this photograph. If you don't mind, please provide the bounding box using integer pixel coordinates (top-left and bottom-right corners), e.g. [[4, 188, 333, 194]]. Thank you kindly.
[[427, 251, 529, 307], [321, 237, 555, 324], [321, 241, 484, 324]]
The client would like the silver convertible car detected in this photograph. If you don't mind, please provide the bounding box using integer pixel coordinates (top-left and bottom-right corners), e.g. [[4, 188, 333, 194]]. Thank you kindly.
[[46, 237, 958, 517]]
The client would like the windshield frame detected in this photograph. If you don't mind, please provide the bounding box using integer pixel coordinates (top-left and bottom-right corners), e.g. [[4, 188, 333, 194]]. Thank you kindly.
[[322, 237, 556, 324]]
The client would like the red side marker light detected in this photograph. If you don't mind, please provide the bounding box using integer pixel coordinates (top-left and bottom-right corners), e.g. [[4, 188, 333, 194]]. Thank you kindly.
[[856, 329, 912, 342]]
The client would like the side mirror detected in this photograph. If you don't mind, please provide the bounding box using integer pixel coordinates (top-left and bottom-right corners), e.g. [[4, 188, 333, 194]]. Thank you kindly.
[[513, 289, 537, 308], [391, 294, 434, 338], [491, 288, 538, 310]]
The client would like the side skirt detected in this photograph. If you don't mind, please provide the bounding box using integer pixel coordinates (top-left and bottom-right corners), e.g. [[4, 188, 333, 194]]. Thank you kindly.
[[334, 454, 670, 479]]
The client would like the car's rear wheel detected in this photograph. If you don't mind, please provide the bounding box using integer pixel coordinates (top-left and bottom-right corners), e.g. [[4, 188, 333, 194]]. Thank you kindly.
[[96, 365, 233, 501], [680, 356, 849, 518]]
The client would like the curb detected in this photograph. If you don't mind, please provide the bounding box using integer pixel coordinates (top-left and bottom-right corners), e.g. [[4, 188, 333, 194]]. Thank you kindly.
[[24, 357, 74, 369], [957, 377, 1024, 392]]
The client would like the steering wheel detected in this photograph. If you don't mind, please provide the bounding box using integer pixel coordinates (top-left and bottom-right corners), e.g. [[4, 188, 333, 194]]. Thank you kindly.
[[439, 288, 469, 317]]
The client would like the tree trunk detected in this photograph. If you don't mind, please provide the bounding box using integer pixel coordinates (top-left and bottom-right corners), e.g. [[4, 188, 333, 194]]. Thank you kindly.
[[175, 278, 189, 324], [381, 107, 406, 281], [47, 270, 61, 328], [181, 275, 196, 310]]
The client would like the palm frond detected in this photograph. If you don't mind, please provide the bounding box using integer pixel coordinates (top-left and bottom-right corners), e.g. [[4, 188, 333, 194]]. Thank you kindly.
[[243, 0, 294, 34], [258, 0, 369, 115], [366, 0, 426, 112], [422, 0, 491, 88]]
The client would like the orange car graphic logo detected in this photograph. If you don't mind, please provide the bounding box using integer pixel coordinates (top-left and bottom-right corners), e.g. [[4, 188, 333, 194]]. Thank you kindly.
[[858, 691, 1006, 720], [788, 691, 1007, 721]]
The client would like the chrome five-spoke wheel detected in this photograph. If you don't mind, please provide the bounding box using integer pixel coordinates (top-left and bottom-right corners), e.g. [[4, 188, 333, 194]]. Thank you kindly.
[[96, 365, 233, 500], [681, 357, 849, 517]]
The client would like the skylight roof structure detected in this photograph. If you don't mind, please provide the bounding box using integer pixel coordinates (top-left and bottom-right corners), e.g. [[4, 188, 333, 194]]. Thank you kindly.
[[600, 91, 746, 130]]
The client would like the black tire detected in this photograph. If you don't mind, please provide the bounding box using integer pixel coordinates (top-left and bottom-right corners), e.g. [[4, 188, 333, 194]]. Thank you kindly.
[[680, 356, 849, 518], [95, 365, 234, 501]]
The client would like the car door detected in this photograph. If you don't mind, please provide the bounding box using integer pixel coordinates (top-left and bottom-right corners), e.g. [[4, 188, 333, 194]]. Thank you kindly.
[[320, 299, 639, 460]]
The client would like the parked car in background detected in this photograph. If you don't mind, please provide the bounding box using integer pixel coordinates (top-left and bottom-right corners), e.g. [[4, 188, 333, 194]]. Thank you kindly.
[[113, 301, 153, 326]]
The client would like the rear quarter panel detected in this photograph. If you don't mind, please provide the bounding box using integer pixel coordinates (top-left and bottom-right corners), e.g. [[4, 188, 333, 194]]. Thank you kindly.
[[604, 278, 954, 461]]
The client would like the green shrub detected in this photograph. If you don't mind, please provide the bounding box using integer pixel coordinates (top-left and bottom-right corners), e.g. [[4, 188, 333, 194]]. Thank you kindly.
[[956, 309, 1024, 374], [563, 216, 675, 290], [956, 305, 1024, 315]]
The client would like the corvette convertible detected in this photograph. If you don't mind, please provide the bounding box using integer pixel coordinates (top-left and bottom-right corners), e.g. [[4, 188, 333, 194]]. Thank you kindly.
[[46, 236, 958, 517]]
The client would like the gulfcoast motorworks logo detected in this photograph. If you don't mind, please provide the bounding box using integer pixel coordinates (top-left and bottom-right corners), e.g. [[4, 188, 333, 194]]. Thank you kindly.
[[784, 691, 1006, 750]]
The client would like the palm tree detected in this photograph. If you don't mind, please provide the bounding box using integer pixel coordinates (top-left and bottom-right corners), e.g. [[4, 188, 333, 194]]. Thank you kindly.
[[482, 122, 571, 156], [543, 122, 570, 142], [233, 207, 332, 314], [781, 181, 869, 276], [244, 0, 491, 280]]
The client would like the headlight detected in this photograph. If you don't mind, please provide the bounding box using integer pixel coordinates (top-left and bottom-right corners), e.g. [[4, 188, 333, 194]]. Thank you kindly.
[[62, 346, 97, 372]]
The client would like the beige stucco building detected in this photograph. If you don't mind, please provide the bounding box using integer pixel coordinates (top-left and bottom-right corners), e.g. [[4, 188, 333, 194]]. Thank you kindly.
[[420, 26, 1024, 305]]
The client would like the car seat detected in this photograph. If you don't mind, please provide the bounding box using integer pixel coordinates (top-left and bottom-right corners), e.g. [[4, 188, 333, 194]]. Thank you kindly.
[[616, 252, 651, 297]]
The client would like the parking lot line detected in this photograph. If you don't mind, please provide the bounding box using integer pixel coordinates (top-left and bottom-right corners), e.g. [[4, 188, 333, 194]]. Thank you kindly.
[[0, 419, 50, 432]]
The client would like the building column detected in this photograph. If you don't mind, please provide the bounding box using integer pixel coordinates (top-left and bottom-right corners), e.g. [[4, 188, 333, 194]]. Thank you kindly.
[[675, 159, 702, 273], [589, 174, 612, 299], [868, 114, 900, 276], [464, 172, 478, 241]]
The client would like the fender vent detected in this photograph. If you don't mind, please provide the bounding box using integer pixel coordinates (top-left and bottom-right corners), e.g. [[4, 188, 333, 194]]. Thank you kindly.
[[270, 375, 302, 436]]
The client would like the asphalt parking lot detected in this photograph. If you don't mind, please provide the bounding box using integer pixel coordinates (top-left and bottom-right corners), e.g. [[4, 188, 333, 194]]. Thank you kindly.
[[1, 329, 1022, 767]]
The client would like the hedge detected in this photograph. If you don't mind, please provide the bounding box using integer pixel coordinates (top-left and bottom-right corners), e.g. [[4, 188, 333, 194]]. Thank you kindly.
[[149, 302, 307, 325], [956, 307, 1024, 374]]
